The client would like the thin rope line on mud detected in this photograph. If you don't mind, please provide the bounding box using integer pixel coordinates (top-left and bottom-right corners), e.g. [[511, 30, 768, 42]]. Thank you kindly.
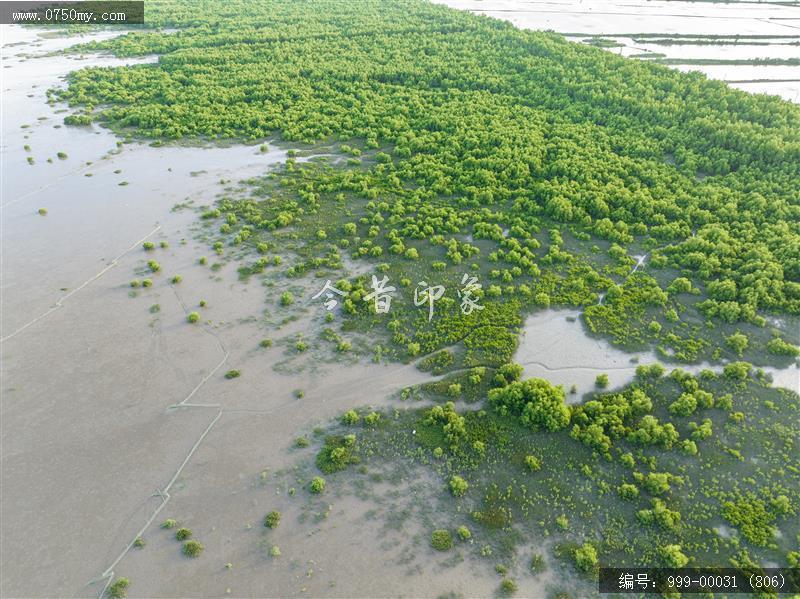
[[0, 225, 162, 343], [89, 410, 223, 598], [165, 286, 226, 410]]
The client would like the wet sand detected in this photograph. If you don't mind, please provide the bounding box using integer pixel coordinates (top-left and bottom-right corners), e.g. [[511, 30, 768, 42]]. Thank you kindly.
[[1, 26, 507, 598]]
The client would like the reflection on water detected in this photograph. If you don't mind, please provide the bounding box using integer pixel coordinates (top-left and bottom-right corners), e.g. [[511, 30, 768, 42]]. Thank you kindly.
[[515, 309, 800, 401]]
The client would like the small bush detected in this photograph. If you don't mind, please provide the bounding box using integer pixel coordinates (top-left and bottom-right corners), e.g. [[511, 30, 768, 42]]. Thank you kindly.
[[147, 260, 160, 272], [107, 577, 130, 599], [457, 525, 471, 540], [431, 529, 453, 551], [260, 338, 273, 348], [280, 291, 294, 306], [595, 374, 609, 388], [182, 540, 203, 558], [264, 511, 281, 529], [38, 208, 47, 216], [171, 275, 182, 284], [530, 553, 546, 574], [143, 242, 155, 251], [160, 519, 177, 529], [133, 536, 145, 548], [175, 528, 192, 541], [295, 436, 310, 447], [142, 279, 153, 288], [130, 280, 140, 288], [187, 312, 200, 323], [449, 475, 468, 497], [341, 410, 360, 425], [309, 476, 325, 494], [500, 579, 518, 595], [525, 455, 541, 471], [574, 542, 599, 572], [224, 369, 241, 379], [269, 545, 281, 557]]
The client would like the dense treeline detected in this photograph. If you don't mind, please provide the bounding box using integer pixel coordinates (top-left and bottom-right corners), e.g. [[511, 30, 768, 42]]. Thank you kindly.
[[56, 1, 800, 339]]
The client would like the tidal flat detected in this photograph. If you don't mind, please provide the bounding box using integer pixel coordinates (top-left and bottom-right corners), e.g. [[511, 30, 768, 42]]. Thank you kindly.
[[2, 1, 800, 597]]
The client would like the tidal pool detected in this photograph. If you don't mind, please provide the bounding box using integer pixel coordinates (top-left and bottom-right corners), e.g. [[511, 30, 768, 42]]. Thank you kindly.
[[515, 309, 800, 400]]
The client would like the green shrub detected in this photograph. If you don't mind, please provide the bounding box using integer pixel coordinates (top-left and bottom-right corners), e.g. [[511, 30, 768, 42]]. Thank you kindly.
[[574, 542, 599, 572], [175, 528, 192, 541], [142, 241, 154, 251], [264, 511, 281, 529], [38, 207, 47, 216], [224, 369, 241, 379], [449, 475, 468, 497], [160, 519, 177, 529], [171, 275, 182, 284], [618, 483, 639, 500], [524, 455, 541, 471], [500, 579, 518, 595], [260, 338, 273, 348], [431, 529, 453, 551], [269, 545, 281, 557], [457, 525, 471, 540], [182, 540, 203, 558], [142, 279, 153, 288], [280, 291, 294, 306], [595, 374, 609, 388], [147, 260, 161, 272], [529, 553, 546, 574], [767, 337, 799, 357], [659, 544, 689, 567], [309, 476, 325, 494], [107, 577, 130, 599], [341, 410, 360, 425], [187, 312, 200, 323]]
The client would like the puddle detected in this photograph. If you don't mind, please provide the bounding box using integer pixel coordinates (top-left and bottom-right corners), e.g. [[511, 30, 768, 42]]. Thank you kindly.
[[515, 309, 799, 400]]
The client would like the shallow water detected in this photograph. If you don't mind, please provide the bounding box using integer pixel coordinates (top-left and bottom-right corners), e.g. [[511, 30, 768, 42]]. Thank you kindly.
[[515, 309, 800, 400], [1, 26, 507, 599], [435, 0, 800, 103]]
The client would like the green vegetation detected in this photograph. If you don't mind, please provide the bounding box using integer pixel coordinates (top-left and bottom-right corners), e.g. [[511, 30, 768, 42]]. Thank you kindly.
[[187, 312, 200, 324], [175, 528, 192, 541], [160, 519, 177, 529], [182, 540, 203, 558], [449, 475, 469, 497], [431, 529, 453, 551], [106, 577, 129, 599], [38, 208, 47, 216], [309, 476, 326, 494], [224, 369, 240, 379], [279, 292, 294, 306], [264, 510, 281, 529], [48, 0, 800, 591]]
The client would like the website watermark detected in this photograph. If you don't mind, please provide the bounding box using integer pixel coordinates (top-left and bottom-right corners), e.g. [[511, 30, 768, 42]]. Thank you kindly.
[[1, 1, 144, 25]]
